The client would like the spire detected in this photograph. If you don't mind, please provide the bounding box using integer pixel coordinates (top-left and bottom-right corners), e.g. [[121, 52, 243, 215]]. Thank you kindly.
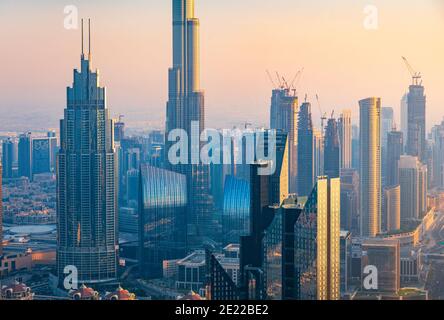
[[81, 18, 84, 58], [88, 18, 91, 60]]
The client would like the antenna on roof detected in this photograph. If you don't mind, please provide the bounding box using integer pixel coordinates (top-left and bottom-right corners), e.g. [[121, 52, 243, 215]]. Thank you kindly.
[[81, 18, 84, 57]]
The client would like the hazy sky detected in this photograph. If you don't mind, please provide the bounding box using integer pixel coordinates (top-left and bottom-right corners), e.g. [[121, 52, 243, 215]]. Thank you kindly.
[[0, 0, 443, 132]]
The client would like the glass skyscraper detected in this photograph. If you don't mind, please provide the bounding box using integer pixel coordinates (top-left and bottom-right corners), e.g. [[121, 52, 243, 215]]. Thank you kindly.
[[57, 20, 118, 285], [295, 177, 341, 300], [139, 164, 187, 278]]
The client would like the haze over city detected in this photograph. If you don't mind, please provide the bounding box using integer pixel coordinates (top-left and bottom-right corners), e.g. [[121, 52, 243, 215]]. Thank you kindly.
[[0, 0, 443, 131]]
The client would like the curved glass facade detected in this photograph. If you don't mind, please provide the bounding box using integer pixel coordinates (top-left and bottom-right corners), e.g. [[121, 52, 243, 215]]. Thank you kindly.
[[139, 164, 187, 278], [222, 176, 250, 244]]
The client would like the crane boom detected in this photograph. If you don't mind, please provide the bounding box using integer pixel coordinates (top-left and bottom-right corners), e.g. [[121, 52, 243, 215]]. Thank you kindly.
[[402, 56, 422, 86]]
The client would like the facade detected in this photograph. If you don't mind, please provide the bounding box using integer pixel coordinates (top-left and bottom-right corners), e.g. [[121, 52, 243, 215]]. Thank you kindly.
[[57, 22, 118, 285], [222, 175, 250, 244], [340, 230, 351, 295], [386, 130, 403, 187], [206, 250, 241, 300], [270, 88, 299, 193], [406, 84, 426, 162], [297, 102, 314, 197], [139, 164, 187, 278], [384, 185, 401, 232], [324, 117, 340, 179], [338, 110, 352, 169], [361, 238, 400, 294], [295, 177, 341, 300], [32, 136, 57, 174], [381, 107, 394, 150], [263, 199, 302, 300], [399, 155, 428, 222], [430, 120, 444, 188], [401, 94, 408, 149], [359, 97, 381, 237]]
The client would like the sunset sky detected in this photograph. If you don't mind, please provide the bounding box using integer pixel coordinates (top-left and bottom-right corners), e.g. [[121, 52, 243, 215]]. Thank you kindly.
[[0, 0, 443, 131]]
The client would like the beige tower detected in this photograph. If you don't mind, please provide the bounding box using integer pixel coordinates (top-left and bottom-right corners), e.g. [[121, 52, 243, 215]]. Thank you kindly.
[[384, 185, 401, 232], [359, 97, 381, 237]]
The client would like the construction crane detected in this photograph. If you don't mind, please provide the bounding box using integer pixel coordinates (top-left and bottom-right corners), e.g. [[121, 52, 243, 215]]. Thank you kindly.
[[315, 94, 327, 132], [289, 68, 304, 96], [402, 56, 422, 86], [266, 70, 278, 89]]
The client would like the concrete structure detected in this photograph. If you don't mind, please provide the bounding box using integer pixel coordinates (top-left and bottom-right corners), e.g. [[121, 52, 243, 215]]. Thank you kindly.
[[359, 97, 381, 237], [324, 118, 340, 179]]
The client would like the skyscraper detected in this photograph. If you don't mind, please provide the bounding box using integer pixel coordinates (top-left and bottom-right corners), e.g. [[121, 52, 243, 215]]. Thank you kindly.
[[381, 107, 394, 150], [338, 110, 352, 170], [359, 97, 381, 237], [399, 155, 427, 222], [166, 0, 214, 245], [270, 88, 299, 193], [384, 185, 401, 232], [324, 117, 340, 179], [2, 138, 16, 179], [386, 130, 403, 187], [32, 136, 57, 174], [139, 164, 187, 278], [313, 128, 324, 179], [295, 177, 341, 300], [406, 84, 426, 162], [18, 132, 32, 180], [340, 168, 359, 234], [401, 94, 408, 149], [297, 102, 314, 197], [57, 20, 118, 285]]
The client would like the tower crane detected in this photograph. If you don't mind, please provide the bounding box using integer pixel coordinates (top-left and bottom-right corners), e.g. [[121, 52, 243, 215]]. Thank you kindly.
[[402, 56, 422, 86], [315, 94, 327, 132]]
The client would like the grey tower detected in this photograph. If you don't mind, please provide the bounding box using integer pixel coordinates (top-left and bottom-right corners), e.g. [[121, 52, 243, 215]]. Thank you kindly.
[[406, 84, 426, 162], [57, 20, 118, 285], [166, 0, 214, 245], [297, 102, 314, 197]]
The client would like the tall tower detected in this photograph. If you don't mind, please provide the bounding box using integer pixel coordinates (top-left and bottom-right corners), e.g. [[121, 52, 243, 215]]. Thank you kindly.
[[406, 84, 426, 162], [166, 0, 214, 245], [295, 177, 341, 300], [338, 110, 352, 170], [57, 20, 118, 285], [270, 88, 299, 193], [324, 118, 340, 179], [359, 97, 381, 237], [297, 102, 314, 197], [386, 130, 403, 187]]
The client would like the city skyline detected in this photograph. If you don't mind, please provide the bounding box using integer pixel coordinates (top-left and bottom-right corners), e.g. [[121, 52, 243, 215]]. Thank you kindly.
[[0, 0, 443, 131]]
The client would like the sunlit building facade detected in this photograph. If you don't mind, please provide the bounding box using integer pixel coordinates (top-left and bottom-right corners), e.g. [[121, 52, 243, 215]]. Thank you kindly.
[[295, 177, 340, 300], [139, 164, 188, 278], [359, 97, 381, 237]]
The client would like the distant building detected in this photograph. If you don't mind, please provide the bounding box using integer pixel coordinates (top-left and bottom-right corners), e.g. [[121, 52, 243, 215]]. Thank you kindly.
[[386, 130, 403, 187], [406, 84, 426, 162], [295, 177, 341, 300], [361, 238, 400, 294], [340, 169, 359, 234], [399, 155, 427, 222], [2, 138, 16, 179], [0, 164, 2, 256], [401, 94, 408, 149], [297, 102, 314, 196], [32, 136, 57, 174], [384, 185, 401, 232], [359, 97, 381, 237], [338, 110, 352, 169], [270, 88, 299, 193], [324, 117, 340, 179], [18, 132, 32, 180], [313, 128, 324, 178]]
